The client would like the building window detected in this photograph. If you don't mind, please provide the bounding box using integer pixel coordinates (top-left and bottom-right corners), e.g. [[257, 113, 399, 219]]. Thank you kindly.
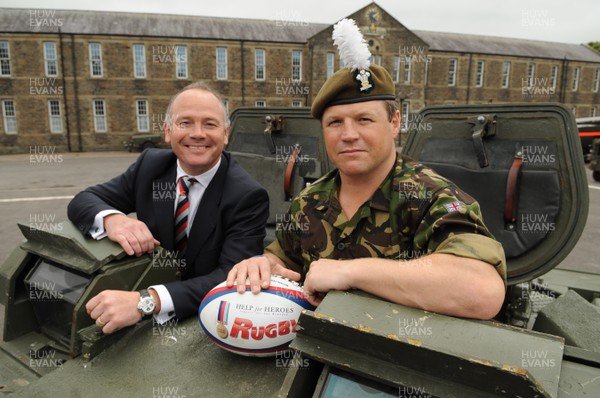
[[176, 46, 188, 79], [369, 55, 382, 65], [255, 49, 265, 81], [133, 44, 146, 78], [572, 67, 580, 92], [136, 100, 149, 132], [593, 68, 600, 93], [43, 42, 58, 77], [48, 100, 63, 133], [592, 107, 597, 117], [527, 63, 535, 87], [401, 101, 410, 129], [550, 65, 558, 90], [393, 56, 400, 83], [327, 52, 335, 78], [0, 41, 11, 76], [2, 100, 16, 134], [216, 47, 227, 80], [255, 100, 266, 107], [475, 60, 485, 87], [404, 57, 412, 84], [291, 100, 302, 107], [93, 99, 107, 133], [89, 43, 103, 77], [292, 50, 302, 81], [501, 61, 511, 88], [447, 59, 457, 86]]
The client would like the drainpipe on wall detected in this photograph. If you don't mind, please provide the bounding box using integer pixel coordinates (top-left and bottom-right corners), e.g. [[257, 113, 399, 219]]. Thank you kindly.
[[465, 53, 473, 104], [69, 34, 82, 152], [560, 57, 568, 104], [240, 40, 245, 107], [57, 29, 72, 152]]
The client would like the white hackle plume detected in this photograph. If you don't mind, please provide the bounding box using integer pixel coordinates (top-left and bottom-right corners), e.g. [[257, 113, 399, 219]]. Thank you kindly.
[[332, 18, 371, 71]]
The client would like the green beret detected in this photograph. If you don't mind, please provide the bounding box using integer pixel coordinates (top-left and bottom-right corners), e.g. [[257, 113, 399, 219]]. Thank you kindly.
[[311, 64, 396, 119]]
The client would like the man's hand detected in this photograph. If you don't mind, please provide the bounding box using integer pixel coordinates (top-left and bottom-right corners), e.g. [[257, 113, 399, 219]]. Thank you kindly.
[[303, 259, 354, 306], [104, 213, 160, 256], [226, 253, 301, 294], [86, 290, 143, 334]]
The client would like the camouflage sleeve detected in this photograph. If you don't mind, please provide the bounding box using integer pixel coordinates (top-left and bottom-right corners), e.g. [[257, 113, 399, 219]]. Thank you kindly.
[[412, 184, 507, 282], [413, 185, 492, 250], [435, 233, 507, 284]]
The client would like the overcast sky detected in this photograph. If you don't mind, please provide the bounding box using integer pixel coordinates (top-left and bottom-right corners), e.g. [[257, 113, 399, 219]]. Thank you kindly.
[[1, 0, 598, 44]]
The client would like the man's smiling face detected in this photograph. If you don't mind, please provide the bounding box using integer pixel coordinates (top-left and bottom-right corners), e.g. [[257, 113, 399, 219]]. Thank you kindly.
[[164, 89, 229, 175]]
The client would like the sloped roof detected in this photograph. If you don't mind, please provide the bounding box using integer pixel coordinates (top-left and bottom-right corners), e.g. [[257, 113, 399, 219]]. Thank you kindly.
[[1, 7, 598, 63], [0, 8, 328, 43], [414, 30, 600, 63]]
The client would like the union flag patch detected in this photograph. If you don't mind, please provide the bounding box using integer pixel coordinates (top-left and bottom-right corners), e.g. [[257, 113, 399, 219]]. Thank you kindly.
[[443, 201, 463, 213]]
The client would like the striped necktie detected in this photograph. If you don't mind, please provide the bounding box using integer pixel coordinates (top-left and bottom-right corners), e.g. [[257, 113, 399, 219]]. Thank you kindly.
[[174, 176, 197, 253]]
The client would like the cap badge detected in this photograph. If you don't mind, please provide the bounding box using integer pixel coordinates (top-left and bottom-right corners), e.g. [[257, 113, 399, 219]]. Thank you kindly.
[[355, 68, 374, 93]]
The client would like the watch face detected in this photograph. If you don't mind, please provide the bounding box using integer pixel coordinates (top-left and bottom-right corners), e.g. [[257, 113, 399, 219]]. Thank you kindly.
[[139, 297, 155, 314]]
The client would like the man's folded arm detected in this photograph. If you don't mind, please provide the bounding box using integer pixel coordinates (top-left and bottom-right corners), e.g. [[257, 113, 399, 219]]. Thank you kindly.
[[68, 154, 142, 236]]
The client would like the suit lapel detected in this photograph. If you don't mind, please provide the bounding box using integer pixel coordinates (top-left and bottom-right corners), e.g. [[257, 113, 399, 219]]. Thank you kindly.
[[153, 163, 178, 251], [185, 153, 229, 264]]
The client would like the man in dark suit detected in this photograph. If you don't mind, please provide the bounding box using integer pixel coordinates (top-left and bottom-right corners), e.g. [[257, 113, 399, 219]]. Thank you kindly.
[[68, 82, 269, 334]]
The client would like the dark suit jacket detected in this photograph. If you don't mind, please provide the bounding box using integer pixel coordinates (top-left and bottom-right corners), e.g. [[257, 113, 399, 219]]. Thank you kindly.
[[67, 149, 269, 319]]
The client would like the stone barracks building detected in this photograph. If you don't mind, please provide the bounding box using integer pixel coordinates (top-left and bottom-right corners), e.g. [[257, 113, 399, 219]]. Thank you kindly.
[[0, 2, 599, 153]]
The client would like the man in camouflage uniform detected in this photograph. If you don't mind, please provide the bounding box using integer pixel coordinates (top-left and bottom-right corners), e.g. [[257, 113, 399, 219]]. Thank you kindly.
[[227, 34, 506, 319]]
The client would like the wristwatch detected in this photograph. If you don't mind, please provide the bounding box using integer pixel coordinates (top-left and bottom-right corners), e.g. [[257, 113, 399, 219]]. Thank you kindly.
[[137, 289, 155, 317]]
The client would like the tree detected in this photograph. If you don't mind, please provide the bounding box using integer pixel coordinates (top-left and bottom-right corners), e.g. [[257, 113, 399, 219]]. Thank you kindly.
[[588, 41, 600, 53]]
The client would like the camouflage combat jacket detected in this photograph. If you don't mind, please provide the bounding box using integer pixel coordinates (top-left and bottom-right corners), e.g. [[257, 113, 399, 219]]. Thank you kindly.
[[266, 155, 507, 282]]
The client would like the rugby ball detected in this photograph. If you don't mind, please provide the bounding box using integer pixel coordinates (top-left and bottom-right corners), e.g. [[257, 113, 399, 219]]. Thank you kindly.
[[198, 275, 314, 357]]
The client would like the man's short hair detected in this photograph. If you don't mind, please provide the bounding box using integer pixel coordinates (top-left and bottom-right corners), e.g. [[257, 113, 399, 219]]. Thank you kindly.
[[384, 99, 399, 122], [165, 82, 230, 128]]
